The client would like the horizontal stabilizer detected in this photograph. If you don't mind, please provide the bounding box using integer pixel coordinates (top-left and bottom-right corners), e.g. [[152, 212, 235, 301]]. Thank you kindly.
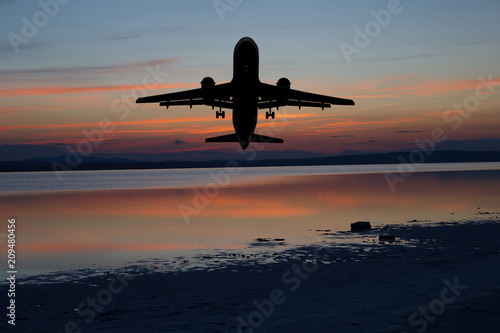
[[250, 134, 283, 143], [205, 133, 284, 143], [205, 134, 239, 142]]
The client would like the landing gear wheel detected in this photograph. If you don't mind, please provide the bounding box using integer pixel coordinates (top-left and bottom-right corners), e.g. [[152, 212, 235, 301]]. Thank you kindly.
[[216, 110, 226, 119], [266, 111, 275, 119]]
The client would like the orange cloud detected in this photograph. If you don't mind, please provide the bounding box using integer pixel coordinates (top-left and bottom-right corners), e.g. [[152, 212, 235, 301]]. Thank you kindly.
[[350, 94, 398, 98], [0, 116, 217, 131], [312, 117, 418, 131], [378, 79, 485, 96], [346, 75, 500, 97], [0, 83, 196, 98]]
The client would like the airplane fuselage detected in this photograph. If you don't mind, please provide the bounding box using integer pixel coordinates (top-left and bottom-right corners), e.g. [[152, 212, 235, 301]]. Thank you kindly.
[[231, 37, 260, 150]]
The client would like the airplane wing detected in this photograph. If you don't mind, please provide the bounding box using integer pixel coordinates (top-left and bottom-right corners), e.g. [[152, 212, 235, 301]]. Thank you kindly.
[[288, 89, 355, 106], [136, 83, 233, 109], [258, 83, 354, 110]]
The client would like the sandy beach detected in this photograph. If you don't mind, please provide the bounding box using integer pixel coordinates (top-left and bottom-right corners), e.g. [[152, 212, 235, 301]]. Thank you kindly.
[[1, 219, 499, 332], [398, 289, 500, 333]]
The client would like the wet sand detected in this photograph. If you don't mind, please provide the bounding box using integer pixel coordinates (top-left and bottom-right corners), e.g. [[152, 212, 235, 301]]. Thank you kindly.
[[1, 220, 499, 332], [392, 289, 500, 333]]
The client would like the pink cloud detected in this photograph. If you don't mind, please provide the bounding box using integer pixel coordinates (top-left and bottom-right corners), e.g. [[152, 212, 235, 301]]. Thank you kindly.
[[0, 83, 196, 98]]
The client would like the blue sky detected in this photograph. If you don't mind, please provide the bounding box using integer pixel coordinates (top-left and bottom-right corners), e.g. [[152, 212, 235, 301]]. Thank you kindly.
[[1, 0, 499, 157]]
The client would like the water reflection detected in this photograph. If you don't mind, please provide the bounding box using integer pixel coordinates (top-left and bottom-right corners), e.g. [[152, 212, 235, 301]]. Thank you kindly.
[[1, 168, 499, 276]]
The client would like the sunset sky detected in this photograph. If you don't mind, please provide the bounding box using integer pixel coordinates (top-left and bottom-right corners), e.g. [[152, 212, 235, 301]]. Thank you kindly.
[[1, 0, 499, 160]]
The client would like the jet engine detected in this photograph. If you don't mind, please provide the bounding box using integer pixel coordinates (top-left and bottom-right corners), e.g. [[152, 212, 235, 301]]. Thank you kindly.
[[277, 77, 290, 90], [201, 76, 216, 105], [201, 76, 215, 88], [275, 77, 290, 107]]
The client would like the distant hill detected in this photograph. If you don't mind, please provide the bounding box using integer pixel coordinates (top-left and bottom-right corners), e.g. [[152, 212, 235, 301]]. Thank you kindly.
[[1, 150, 500, 172]]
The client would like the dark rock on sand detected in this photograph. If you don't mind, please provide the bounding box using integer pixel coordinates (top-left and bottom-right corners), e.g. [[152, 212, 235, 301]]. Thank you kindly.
[[379, 234, 396, 241], [351, 221, 371, 232]]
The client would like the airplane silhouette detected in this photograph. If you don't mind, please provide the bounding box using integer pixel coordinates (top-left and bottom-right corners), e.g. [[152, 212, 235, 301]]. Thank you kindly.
[[136, 37, 355, 150]]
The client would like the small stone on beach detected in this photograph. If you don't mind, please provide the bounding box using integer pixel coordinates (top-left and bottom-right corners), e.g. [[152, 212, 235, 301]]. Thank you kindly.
[[379, 234, 396, 241], [351, 221, 371, 232]]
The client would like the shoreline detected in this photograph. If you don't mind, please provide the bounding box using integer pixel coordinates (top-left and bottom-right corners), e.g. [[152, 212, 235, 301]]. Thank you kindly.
[[1, 220, 499, 332], [2, 161, 500, 195], [1, 150, 500, 173]]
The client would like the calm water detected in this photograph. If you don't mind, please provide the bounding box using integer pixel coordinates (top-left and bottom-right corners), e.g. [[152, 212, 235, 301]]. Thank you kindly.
[[1, 162, 500, 278]]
